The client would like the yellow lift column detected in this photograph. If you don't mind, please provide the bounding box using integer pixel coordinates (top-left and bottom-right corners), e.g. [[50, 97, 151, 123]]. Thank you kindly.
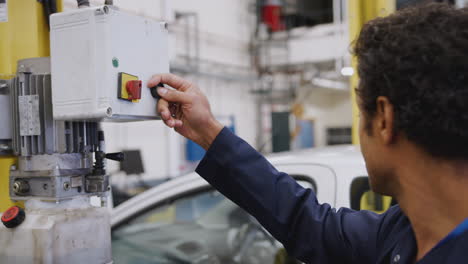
[[348, 0, 395, 213], [349, 0, 395, 145], [0, 0, 62, 212]]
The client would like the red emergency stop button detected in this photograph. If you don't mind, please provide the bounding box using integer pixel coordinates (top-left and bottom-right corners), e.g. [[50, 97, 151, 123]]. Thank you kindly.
[[1, 206, 25, 228], [126, 80, 142, 100]]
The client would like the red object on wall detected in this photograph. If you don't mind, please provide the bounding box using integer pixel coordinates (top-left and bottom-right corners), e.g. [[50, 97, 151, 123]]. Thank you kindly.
[[262, 0, 284, 32]]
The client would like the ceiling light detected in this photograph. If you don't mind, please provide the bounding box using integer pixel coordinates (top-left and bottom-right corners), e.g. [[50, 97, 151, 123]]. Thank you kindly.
[[341, 67, 354, 76]]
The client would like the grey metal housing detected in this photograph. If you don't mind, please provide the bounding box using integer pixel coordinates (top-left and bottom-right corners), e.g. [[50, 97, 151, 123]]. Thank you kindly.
[[9, 58, 108, 201]]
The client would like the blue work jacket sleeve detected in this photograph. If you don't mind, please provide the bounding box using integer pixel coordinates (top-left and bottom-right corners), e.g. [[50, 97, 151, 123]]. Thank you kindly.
[[196, 127, 391, 263]]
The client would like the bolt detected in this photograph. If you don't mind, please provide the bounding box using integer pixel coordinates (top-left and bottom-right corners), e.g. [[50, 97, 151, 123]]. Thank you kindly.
[[106, 107, 113, 116], [13, 180, 30, 195], [12, 182, 19, 193], [10, 165, 17, 171], [63, 182, 70, 191], [43, 183, 48, 190]]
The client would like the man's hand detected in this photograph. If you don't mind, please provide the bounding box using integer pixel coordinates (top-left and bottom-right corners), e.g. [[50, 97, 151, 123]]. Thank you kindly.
[[148, 73, 223, 150]]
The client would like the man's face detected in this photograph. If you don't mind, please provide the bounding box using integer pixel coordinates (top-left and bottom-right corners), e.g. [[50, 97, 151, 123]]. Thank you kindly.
[[358, 108, 396, 196]]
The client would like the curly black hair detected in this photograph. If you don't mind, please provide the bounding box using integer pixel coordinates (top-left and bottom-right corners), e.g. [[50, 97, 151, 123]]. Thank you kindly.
[[354, 3, 468, 160]]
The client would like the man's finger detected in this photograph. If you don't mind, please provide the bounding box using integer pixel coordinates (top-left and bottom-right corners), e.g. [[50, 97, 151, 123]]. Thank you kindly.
[[163, 118, 183, 129], [157, 87, 192, 104], [148, 73, 192, 92], [164, 118, 175, 128], [174, 120, 183, 127], [157, 99, 170, 120]]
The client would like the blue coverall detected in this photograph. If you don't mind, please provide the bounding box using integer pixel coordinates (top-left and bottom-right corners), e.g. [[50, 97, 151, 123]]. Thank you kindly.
[[196, 128, 468, 264]]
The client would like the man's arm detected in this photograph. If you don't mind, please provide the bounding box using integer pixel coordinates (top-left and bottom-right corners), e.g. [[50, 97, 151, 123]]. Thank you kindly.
[[196, 127, 390, 263], [148, 73, 394, 263]]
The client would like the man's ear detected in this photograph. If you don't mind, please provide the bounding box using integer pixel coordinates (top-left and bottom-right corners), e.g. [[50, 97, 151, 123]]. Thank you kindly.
[[375, 96, 395, 144]]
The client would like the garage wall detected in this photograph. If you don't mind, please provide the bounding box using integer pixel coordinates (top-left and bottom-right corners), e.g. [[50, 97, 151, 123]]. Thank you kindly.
[[301, 89, 352, 147]]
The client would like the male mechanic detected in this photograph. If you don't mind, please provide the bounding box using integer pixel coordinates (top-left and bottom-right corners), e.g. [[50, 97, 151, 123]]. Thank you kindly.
[[149, 3, 468, 264]]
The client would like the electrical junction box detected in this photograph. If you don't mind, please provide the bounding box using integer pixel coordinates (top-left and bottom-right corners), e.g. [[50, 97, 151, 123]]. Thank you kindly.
[[50, 6, 169, 121]]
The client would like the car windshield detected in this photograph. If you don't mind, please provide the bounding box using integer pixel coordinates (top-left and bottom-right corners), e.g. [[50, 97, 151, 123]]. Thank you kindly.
[[112, 189, 296, 264]]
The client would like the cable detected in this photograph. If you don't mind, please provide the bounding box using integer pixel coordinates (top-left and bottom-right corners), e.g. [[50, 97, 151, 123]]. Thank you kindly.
[[39, 0, 57, 30]]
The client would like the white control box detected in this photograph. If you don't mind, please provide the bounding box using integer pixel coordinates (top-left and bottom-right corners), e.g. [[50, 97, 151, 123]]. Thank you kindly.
[[50, 6, 169, 121]]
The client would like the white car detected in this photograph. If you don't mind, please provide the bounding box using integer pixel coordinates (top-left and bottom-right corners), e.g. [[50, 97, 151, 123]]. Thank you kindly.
[[111, 145, 387, 264]]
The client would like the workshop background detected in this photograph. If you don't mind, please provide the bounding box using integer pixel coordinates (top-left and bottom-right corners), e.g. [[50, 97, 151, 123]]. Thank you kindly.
[[71, 0, 467, 192], [1, 0, 466, 263], [64, 0, 355, 185]]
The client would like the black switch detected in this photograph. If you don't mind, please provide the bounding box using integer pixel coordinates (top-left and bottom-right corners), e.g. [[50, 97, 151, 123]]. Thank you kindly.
[[149, 83, 165, 100]]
